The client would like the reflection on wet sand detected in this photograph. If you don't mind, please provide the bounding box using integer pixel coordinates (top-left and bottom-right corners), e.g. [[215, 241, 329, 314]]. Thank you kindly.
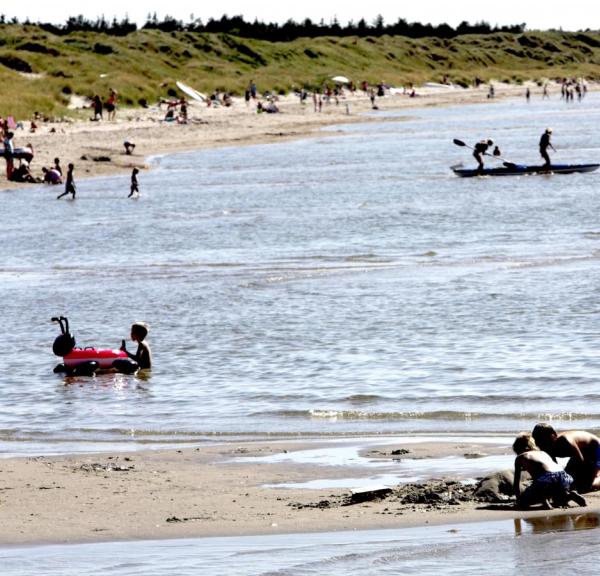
[[514, 512, 600, 535]]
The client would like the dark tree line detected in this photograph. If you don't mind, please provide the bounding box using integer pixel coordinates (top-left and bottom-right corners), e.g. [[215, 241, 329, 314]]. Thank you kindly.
[[0, 13, 526, 40]]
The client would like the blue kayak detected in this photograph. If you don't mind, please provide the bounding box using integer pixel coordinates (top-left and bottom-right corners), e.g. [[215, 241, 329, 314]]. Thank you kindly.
[[452, 163, 599, 177]]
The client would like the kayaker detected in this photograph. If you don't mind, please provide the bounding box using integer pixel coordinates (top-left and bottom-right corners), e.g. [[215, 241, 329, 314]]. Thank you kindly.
[[473, 139, 493, 171], [539, 128, 555, 167]]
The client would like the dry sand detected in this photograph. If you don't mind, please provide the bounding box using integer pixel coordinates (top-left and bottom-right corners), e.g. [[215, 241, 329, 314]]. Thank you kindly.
[[0, 82, 555, 192], [0, 438, 598, 546]]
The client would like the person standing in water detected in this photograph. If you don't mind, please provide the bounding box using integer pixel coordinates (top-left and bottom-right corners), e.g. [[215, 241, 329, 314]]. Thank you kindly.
[[120, 322, 152, 369], [56, 163, 76, 199], [539, 128, 555, 167], [128, 167, 139, 198]]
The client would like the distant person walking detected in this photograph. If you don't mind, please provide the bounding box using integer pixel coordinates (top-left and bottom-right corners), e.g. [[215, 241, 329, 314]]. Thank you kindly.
[[369, 88, 377, 110], [539, 128, 555, 167], [57, 163, 76, 199], [128, 167, 139, 198], [525, 87, 530, 102]]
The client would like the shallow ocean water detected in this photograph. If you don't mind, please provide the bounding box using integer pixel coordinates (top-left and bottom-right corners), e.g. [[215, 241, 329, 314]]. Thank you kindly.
[[2, 513, 600, 575], [1, 93, 600, 452]]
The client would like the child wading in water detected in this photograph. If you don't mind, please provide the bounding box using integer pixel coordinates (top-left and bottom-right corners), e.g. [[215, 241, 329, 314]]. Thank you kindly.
[[57, 163, 76, 199], [128, 167, 139, 197], [513, 433, 586, 510], [120, 322, 152, 369]]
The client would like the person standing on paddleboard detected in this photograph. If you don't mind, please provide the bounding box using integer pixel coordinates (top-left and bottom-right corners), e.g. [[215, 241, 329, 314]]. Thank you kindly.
[[539, 128, 555, 167], [473, 139, 493, 171]]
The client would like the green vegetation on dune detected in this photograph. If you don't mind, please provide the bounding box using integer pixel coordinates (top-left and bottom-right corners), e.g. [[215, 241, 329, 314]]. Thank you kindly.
[[0, 25, 599, 118]]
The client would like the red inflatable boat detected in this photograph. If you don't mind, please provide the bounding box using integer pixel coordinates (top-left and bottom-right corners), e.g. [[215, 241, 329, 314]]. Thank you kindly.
[[63, 347, 129, 369], [52, 316, 138, 376]]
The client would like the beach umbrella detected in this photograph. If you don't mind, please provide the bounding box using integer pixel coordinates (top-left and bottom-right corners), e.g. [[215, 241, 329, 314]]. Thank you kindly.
[[331, 76, 350, 84]]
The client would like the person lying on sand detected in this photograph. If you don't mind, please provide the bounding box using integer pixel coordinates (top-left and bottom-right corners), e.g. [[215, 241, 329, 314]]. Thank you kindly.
[[532, 423, 600, 492], [513, 433, 586, 510]]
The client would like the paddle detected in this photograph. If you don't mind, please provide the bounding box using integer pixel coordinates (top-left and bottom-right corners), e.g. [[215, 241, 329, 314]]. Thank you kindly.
[[453, 139, 516, 168]]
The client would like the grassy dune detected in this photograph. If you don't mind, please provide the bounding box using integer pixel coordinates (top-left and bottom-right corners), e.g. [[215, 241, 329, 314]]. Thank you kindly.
[[1, 25, 599, 118]]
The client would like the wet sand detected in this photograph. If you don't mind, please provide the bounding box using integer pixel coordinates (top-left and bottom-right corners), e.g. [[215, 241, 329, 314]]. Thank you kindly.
[[0, 438, 597, 546]]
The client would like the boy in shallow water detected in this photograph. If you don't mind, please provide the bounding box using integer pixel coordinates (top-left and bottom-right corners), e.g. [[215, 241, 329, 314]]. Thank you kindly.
[[120, 322, 152, 369], [513, 433, 586, 510]]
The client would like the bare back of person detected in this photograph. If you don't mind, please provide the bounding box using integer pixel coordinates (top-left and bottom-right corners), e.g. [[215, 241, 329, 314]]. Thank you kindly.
[[555, 431, 600, 490], [517, 450, 562, 480]]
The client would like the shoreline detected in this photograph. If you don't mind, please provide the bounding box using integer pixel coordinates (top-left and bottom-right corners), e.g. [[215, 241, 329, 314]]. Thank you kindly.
[[0, 437, 598, 547], [0, 81, 565, 193]]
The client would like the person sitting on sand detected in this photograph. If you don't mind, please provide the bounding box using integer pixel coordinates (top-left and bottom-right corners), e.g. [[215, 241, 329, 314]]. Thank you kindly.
[[513, 433, 586, 510], [265, 101, 279, 114], [120, 322, 152, 369], [532, 423, 600, 492], [473, 139, 493, 171], [42, 166, 62, 185], [9, 161, 38, 183]]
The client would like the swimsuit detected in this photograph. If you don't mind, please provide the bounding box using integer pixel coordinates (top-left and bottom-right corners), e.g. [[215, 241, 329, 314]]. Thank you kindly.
[[523, 470, 573, 502]]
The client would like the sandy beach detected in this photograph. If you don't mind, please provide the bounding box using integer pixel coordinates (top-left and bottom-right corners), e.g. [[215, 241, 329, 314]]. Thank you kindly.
[[0, 82, 550, 192], [0, 439, 597, 546]]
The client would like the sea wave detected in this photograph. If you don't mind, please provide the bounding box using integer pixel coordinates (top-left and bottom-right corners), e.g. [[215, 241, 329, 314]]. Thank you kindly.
[[265, 409, 600, 422]]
